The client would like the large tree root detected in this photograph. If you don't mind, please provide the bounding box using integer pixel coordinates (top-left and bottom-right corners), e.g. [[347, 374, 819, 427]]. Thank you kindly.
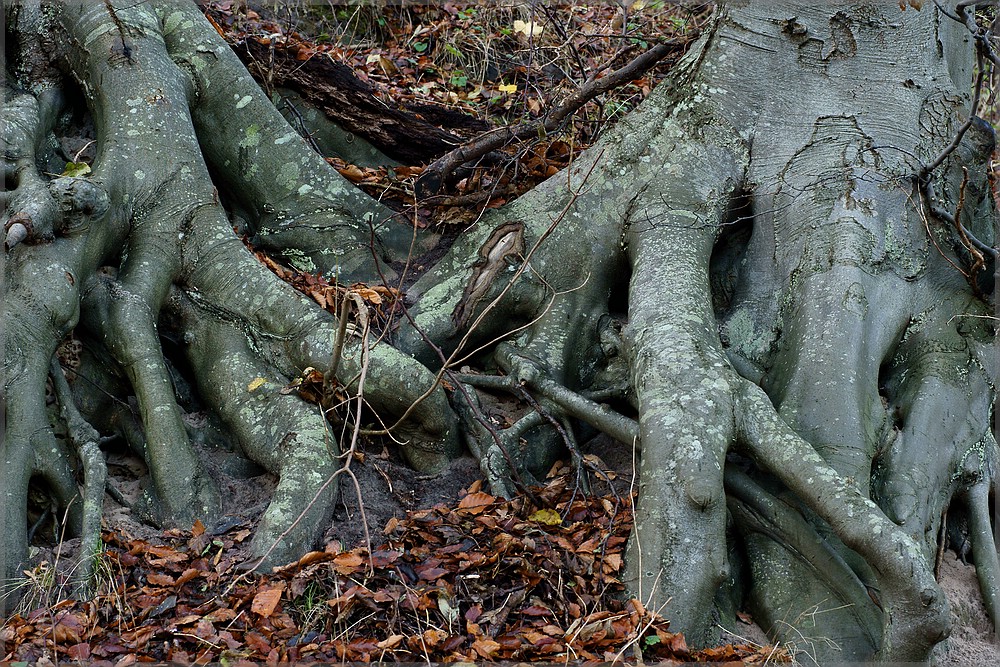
[[398, 5, 997, 663], [2, 0, 459, 613]]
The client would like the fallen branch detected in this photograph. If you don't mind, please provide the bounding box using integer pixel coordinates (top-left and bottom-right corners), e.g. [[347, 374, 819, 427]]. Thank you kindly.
[[416, 39, 687, 194]]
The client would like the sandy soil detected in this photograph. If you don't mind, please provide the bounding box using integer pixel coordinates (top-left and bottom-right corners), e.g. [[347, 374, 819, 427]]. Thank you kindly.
[[935, 555, 1000, 666]]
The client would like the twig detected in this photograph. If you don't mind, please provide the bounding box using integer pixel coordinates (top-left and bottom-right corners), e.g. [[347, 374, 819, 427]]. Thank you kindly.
[[417, 40, 685, 193], [325, 292, 353, 386]]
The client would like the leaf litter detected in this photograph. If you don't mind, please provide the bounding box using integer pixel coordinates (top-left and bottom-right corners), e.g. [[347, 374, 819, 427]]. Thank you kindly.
[[2, 463, 788, 664]]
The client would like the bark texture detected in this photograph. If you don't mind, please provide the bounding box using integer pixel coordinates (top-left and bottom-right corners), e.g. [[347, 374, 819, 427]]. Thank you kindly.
[[398, 2, 997, 663]]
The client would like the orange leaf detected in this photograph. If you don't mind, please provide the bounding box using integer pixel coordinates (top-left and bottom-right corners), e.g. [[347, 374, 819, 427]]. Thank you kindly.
[[52, 619, 82, 644], [333, 551, 365, 574], [147, 572, 175, 587], [393, 165, 424, 178], [422, 628, 448, 647], [458, 491, 494, 514], [472, 637, 501, 658], [601, 552, 623, 573], [354, 287, 382, 304], [295, 551, 329, 567], [251, 583, 285, 617], [176, 568, 201, 586], [143, 545, 188, 562], [377, 634, 405, 649], [338, 165, 365, 182]]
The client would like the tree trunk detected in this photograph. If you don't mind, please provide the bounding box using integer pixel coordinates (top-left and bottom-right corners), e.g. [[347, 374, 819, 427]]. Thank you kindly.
[[398, 2, 996, 663]]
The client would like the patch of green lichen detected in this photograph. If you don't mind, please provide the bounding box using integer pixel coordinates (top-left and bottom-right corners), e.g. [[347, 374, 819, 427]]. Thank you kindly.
[[282, 248, 316, 273], [239, 124, 261, 149]]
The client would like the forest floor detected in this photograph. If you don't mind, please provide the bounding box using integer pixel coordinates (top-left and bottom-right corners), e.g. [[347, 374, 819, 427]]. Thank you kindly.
[[3, 434, 996, 664], [2, 431, 789, 663]]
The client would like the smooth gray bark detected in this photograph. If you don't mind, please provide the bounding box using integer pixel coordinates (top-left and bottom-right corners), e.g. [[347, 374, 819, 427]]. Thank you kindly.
[[399, 2, 997, 663]]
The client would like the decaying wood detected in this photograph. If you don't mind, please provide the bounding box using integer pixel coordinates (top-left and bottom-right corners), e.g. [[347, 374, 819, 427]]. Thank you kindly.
[[231, 37, 488, 164]]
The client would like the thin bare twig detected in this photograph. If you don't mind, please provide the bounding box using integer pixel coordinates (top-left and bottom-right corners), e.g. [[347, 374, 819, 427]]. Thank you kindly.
[[417, 40, 684, 193]]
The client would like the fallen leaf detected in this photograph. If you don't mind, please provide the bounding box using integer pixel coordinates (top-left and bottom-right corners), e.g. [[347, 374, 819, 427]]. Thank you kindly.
[[338, 164, 365, 182], [295, 551, 328, 567], [251, 583, 285, 617], [472, 637, 501, 658], [458, 491, 494, 514], [175, 568, 201, 586], [333, 551, 365, 574], [146, 572, 175, 587], [354, 286, 382, 304], [61, 161, 91, 177], [513, 19, 543, 37], [67, 642, 90, 660], [529, 508, 561, 525], [377, 634, 405, 649]]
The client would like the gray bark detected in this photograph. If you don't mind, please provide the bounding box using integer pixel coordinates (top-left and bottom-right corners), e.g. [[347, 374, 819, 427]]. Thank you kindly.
[[399, 2, 997, 662]]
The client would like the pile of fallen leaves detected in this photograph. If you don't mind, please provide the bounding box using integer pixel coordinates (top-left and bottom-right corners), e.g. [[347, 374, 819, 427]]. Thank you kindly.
[[202, 1, 710, 221], [2, 465, 788, 664], [249, 243, 398, 318], [207, 1, 704, 126]]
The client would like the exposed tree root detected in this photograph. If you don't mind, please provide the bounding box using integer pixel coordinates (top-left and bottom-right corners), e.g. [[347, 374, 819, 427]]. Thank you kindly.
[[2, 0, 460, 612], [48, 357, 106, 597], [3, 4, 996, 665]]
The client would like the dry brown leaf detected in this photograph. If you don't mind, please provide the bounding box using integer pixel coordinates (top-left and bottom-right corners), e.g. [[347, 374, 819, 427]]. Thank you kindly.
[[458, 491, 494, 514], [354, 286, 382, 304], [147, 572, 175, 587], [251, 583, 285, 617], [338, 164, 365, 182], [333, 551, 365, 574], [295, 551, 328, 567], [472, 637, 501, 658], [377, 634, 405, 649]]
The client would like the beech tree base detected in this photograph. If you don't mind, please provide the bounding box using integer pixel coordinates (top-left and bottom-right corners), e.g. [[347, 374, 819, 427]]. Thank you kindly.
[[3, 2, 997, 664]]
